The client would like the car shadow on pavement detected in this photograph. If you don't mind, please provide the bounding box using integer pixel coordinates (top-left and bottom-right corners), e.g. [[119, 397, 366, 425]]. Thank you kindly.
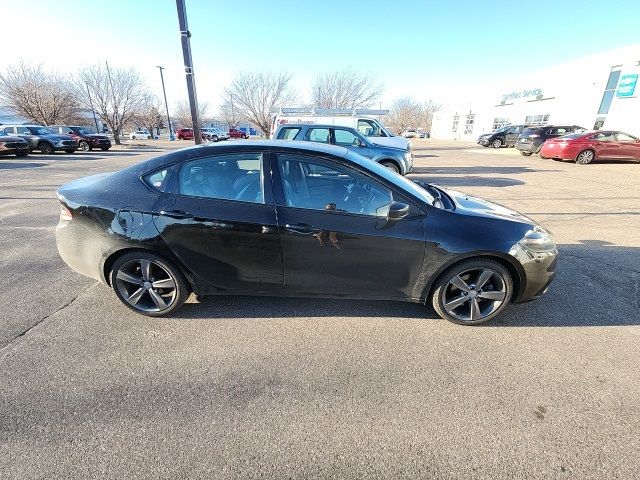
[[176, 240, 639, 328], [409, 174, 525, 188], [0, 162, 47, 169]]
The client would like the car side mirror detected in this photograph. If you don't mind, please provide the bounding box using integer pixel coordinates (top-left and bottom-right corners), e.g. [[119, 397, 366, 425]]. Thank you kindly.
[[387, 201, 410, 220], [355, 139, 366, 147]]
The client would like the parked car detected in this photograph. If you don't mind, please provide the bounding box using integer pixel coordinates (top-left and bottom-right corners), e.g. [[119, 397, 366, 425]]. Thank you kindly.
[[540, 130, 640, 164], [477, 124, 529, 148], [130, 130, 152, 140], [55, 141, 557, 325], [418, 131, 430, 139], [1, 124, 77, 154], [0, 130, 30, 157], [275, 123, 412, 175], [516, 125, 586, 156], [176, 128, 194, 140], [49, 125, 112, 151], [402, 129, 418, 138], [228, 128, 248, 139], [201, 128, 229, 142]]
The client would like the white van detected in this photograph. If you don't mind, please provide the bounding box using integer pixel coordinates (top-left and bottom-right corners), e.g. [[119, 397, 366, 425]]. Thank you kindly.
[[270, 108, 411, 150]]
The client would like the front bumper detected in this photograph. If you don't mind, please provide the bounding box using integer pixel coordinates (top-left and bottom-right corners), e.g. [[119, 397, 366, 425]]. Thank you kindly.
[[54, 141, 78, 151], [510, 243, 558, 303], [0, 143, 30, 155], [91, 139, 112, 149], [477, 137, 490, 146]]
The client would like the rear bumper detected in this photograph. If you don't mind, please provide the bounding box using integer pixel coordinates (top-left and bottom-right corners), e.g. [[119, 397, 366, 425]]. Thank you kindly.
[[540, 145, 579, 159], [515, 141, 539, 153]]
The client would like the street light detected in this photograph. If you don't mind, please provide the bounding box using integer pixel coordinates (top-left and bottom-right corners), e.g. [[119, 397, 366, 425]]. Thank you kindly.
[[156, 66, 175, 141]]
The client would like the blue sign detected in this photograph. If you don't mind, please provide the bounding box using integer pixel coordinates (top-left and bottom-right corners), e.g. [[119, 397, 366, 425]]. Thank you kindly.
[[617, 74, 638, 97]]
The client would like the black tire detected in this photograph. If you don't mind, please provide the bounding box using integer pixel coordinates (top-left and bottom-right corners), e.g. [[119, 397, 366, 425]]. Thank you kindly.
[[212, 135, 218, 142], [380, 160, 400, 174], [242, 134, 247, 139], [520, 151, 532, 156], [16, 152, 28, 158], [575, 149, 595, 165], [38, 142, 54, 154], [64, 149, 76, 154], [110, 251, 190, 317], [101, 147, 110, 151], [78, 140, 90, 151], [431, 258, 513, 325], [492, 138, 503, 148]]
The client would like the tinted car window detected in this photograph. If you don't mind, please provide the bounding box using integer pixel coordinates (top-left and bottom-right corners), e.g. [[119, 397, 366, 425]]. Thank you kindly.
[[333, 129, 359, 147], [3, 127, 15, 134], [144, 168, 171, 192], [178, 153, 264, 204], [17, 127, 30, 134], [277, 127, 301, 140], [277, 154, 394, 217], [592, 132, 615, 142], [307, 128, 330, 143]]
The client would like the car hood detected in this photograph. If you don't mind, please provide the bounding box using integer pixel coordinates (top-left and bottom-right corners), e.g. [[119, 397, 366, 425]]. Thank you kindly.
[[368, 135, 410, 150], [37, 133, 74, 141], [442, 187, 535, 225]]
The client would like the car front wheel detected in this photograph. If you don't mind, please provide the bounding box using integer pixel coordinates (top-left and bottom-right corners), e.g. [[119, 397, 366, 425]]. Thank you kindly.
[[492, 138, 503, 148], [110, 251, 190, 317], [78, 140, 90, 151], [380, 160, 400, 174], [431, 258, 513, 325], [38, 142, 54, 154]]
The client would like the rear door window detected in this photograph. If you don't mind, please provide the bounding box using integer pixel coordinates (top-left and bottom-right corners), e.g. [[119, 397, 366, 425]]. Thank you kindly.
[[333, 128, 359, 147], [277, 127, 301, 140], [616, 133, 638, 142], [307, 128, 330, 143]]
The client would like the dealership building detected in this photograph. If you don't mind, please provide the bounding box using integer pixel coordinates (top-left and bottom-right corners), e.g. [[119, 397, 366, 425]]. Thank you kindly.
[[431, 44, 640, 141]]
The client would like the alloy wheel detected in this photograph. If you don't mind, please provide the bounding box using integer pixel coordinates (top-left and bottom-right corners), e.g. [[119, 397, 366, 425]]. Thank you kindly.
[[79, 140, 90, 151], [492, 139, 502, 148], [440, 267, 507, 323], [115, 258, 178, 313], [576, 150, 594, 164]]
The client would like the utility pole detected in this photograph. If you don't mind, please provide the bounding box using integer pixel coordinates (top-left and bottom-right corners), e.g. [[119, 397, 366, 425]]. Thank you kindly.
[[176, 0, 201, 144], [85, 83, 100, 132], [156, 66, 175, 141]]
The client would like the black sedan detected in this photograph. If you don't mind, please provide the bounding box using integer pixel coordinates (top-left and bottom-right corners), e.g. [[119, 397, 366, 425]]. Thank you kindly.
[[56, 141, 558, 325], [0, 130, 30, 157]]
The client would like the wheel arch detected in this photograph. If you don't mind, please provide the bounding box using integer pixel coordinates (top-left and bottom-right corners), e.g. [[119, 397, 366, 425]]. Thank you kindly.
[[378, 158, 402, 173], [422, 252, 524, 304], [101, 246, 198, 294]]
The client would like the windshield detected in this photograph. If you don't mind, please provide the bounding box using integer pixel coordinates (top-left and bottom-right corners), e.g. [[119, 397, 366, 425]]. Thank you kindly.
[[346, 150, 434, 205], [494, 126, 510, 133], [28, 127, 53, 135]]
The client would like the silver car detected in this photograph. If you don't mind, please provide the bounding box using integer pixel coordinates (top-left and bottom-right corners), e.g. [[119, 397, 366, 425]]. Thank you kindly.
[[274, 123, 412, 175]]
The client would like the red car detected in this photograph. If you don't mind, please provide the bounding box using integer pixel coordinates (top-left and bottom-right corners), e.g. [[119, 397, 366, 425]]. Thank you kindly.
[[540, 130, 640, 164], [176, 128, 194, 140], [228, 128, 248, 139]]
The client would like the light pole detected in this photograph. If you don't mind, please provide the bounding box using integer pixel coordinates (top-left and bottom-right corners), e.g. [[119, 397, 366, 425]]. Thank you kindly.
[[176, 0, 202, 145], [156, 66, 175, 141]]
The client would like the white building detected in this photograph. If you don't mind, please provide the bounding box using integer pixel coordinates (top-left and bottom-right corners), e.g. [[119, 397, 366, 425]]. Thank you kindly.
[[431, 44, 640, 141]]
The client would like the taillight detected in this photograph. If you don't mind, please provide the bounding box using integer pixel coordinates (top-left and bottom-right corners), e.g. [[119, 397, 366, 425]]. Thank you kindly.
[[60, 204, 72, 221]]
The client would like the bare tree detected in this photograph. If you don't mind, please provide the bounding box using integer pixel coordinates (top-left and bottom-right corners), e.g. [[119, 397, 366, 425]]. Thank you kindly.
[[384, 97, 441, 134], [0, 61, 79, 125], [173, 100, 209, 129], [221, 72, 297, 135], [133, 96, 164, 137], [218, 96, 241, 129], [312, 68, 383, 110], [76, 64, 150, 145]]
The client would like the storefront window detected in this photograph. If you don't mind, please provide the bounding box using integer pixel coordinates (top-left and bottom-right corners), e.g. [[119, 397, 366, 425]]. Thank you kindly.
[[492, 117, 510, 130], [524, 114, 550, 126]]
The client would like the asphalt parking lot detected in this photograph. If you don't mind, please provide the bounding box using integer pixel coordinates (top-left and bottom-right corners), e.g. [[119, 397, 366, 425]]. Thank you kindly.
[[1, 140, 639, 479]]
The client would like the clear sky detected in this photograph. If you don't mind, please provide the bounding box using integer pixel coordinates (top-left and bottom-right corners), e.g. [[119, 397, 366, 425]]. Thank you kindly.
[[3, 0, 640, 112]]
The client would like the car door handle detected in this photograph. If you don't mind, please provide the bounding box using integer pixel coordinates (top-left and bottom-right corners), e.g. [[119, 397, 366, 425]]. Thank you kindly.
[[159, 209, 193, 219], [284, 223, 318, 235]]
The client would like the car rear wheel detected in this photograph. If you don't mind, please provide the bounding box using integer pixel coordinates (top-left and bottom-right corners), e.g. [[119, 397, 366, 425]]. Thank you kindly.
[[38, 142, 54, 154], [576, 149, 595, 165], [64, 149, 76, 154], [110, 251, 190, 317], [520, 151, 532, 156], [101, 147, 110, 151], [380, 160, 400, 173], [242, 134, 247, 139], [212, 135, 218, 142], [78, 140, 90, 151], [431, 258, 513, 325], [492, 138, 503, 148]]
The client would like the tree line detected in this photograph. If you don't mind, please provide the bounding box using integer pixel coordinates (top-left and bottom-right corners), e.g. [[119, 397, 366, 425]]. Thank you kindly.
[[0, 62, 440, 144]]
